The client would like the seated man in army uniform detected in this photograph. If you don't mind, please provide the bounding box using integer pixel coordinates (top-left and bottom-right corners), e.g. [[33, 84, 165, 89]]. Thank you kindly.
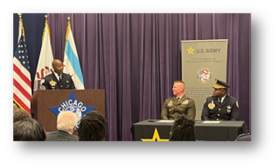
[[161, 80, 196, 120], [201, 78, 239, 121]]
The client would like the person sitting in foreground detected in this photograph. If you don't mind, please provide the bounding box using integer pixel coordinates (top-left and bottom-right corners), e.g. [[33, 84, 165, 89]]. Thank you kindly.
[[78, 111, 107, 141], [13, 107, 31, 123], [13, 118, 46, 141], [46, 111, 78, 141], [169, 114, 196, 141]]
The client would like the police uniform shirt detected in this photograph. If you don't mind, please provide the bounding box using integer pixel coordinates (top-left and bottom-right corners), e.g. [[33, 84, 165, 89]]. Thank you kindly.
[[53, 71, 62, 81], [201, 95, 239, 121], [43, 72, 75, 90]]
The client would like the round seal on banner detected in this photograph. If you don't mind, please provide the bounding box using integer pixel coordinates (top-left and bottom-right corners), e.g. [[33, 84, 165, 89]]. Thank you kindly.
[[196, 67, 212, 83]]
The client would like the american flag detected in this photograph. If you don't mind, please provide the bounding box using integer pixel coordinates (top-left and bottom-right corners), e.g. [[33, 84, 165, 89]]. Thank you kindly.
[[13, 16, 32, 114], [203, 68, 208, 74]]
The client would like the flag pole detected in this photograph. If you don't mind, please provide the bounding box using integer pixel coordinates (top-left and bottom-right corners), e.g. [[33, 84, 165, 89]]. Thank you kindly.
[[42, 15, 51, 42], [17, 13, 25, 39], [64, 17, 71, 54], [66, 17, 70, 39]]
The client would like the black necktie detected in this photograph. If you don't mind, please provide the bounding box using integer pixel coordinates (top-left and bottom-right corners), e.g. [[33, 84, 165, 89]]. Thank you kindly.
[[218, 98, 221, 104]]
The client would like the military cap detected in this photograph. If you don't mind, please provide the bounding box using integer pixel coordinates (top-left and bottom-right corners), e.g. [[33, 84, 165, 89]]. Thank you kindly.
[[213, 78, 229, 89]]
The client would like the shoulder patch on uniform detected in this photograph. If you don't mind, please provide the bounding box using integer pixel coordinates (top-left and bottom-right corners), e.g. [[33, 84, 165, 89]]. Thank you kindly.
[[236, 101, 239, 107]]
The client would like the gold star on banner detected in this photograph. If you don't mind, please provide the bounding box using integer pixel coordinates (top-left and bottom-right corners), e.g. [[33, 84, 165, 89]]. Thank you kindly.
[[141, 128, 169, 141], [187, 47, 194, 54]]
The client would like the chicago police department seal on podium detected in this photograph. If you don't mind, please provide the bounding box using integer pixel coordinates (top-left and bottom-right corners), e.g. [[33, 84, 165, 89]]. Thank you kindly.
[[49, 91, 95, 130]]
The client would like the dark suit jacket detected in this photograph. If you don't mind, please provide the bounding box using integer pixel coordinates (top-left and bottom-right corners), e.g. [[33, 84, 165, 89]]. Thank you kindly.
[[161, 95, 196, 120], [46, 130, 78, 141], [201, 95, 240, 121], [43, 72, 75, 90]]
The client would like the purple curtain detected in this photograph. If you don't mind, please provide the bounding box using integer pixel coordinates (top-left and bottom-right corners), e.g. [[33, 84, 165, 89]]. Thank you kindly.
[[47, 13, 251, 141]]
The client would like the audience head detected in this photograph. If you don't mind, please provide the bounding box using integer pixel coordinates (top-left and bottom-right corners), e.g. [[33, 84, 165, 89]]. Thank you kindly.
[[13, 107, 31, 123], [13, 118, 46, 141], [57, 111, 77, 134], [78, 111, 107, 141], [169, 114, 196, 141]]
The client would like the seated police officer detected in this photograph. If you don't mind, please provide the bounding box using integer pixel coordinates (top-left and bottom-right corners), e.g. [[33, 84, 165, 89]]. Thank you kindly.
[[43, 59, 75, 90], [201, 78, 239, 121]]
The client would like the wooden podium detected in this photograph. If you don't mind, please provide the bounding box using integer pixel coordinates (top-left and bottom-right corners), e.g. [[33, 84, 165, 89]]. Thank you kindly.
[[31, 89, 105, 135]]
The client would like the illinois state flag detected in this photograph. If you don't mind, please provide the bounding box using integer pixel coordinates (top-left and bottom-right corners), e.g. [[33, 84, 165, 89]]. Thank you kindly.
[[63, 17, 84, 89], [13, 15, 32, 114], [34, 15, 54, 91]]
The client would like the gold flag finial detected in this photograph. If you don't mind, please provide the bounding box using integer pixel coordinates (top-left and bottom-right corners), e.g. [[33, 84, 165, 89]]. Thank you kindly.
[[67, 17, 71, 26], [18, 13, 25, 39], [42, 15, 51, 42], [44, 15, 49, 24], [64, 17, 71, 53], [65, 17, 71, 39]]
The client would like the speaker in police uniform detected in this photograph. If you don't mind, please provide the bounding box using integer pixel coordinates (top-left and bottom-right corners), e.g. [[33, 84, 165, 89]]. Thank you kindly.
[[161, 80, 196, 120], [201, 78, 239, 121], [43, 59, 75, 90]]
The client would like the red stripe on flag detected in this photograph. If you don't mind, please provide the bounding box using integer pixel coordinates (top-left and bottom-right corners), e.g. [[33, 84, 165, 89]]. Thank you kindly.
[[13, 94, 30, 114], [13, 63, 31, 88], [13, 78, 32, 101]]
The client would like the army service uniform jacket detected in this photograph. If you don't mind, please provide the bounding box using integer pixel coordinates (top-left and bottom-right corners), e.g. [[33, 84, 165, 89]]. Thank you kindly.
[[161, 95, 196, 120], [201, 95, 239, 121], [43, 72, 75, 90]]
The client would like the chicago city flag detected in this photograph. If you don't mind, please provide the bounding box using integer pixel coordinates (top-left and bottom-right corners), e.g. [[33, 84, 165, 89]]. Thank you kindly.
[[34, 15, 54, 91], [63, 17, 84, 89], [13, 15, 32, 114]]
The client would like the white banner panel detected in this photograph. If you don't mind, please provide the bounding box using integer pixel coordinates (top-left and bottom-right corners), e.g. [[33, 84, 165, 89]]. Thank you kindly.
[[181, 39, 228, 120]]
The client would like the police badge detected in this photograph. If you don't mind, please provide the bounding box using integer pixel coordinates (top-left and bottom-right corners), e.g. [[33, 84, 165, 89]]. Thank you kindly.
[[226, 105, 232, 113], [208, 100, 215, 110], [49, 80, 57, 86]]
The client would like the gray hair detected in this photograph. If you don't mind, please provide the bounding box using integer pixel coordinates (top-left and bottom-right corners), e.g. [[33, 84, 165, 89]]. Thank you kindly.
[[57, 111, 77, 132]]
